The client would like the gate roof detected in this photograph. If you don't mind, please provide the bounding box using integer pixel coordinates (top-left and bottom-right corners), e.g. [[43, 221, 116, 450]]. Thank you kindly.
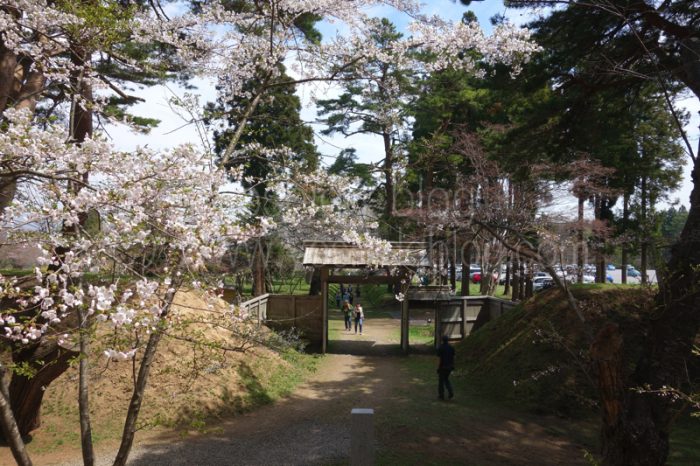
[[302, 241, 429, 268]]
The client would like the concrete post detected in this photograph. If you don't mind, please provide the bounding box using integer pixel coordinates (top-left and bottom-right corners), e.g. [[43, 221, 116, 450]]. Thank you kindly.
[[351, 408, 374, 466]]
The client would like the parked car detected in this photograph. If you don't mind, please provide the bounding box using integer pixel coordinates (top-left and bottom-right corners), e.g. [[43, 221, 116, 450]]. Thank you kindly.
[[469, 266, 481, 283], [533, 276, 555, 292], [607, 264, 616, 270], [591, 274, 614, 283], [626, 266, 641, 278]]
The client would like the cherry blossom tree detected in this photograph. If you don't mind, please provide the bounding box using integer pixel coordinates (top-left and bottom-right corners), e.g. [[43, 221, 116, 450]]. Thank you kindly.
[[0, 1, 539, 465]]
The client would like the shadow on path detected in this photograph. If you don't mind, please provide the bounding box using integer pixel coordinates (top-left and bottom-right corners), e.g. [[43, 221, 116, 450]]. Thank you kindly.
[[126, 355, 400, 466], [117, 353, 591, 466]]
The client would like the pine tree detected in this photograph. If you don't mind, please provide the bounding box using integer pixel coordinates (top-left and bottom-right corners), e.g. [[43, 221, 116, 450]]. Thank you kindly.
[[316, 18, 415, 237], [209, 67, 319, 295]]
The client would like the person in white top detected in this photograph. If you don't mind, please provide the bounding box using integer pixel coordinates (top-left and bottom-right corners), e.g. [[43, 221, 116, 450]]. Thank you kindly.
[[353, 303, 365, 335]]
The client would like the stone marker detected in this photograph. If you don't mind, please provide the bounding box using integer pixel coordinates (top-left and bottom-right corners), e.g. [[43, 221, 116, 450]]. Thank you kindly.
[[351, 408, 374, 466]]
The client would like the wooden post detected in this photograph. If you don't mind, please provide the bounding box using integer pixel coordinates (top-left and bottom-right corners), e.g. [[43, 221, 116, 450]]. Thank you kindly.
[[321, 266, 329, 354], [401, 295, 409, 353], [351, 408, 374, 466]]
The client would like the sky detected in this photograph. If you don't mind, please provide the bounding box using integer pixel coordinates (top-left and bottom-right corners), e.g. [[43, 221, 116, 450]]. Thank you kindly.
[[106, 0, 698, 209]]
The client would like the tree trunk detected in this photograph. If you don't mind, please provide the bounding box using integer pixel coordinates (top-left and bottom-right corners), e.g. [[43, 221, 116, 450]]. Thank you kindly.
[[602, 140, 700, 466], [511, 258, 520, 302], [524, 261, 533, 298], [640, 176, 648, 285], [113, 286, 178, 466], [449, 231, 457, 291], [308, 267, 322, 296], [67, 45, 97, 465], [577, 195, 585, 283], [461, 241, 471, 296], [0, 363, 32, 466], [252, 240, 266, 297], [594, 195, 604, 284], [622, 192, 629, 284], [519, 260, 526, 300], [504, 257, 511, 296], [0, 43, 18, 115], [383, 130, 394, 222], [0, 34, 45, 216], [8, 341, 77, 437], [78, 308, 95, 466], [0, 42, 19, 213], [590, 324, 626, 465], [15, 67, 45, 113], [0, 179, 17, 216]]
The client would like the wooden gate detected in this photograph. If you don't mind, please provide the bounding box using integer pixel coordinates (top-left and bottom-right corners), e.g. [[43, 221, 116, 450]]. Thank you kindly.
[[435, 299, 464, 343], [434, 297, 512, 345]]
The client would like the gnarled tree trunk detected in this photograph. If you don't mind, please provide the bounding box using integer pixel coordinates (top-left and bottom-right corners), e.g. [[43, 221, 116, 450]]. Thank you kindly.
[[8, 340, 77, 436]]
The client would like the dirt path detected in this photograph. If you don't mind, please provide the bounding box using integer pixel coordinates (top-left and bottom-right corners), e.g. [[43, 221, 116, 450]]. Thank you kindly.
[[328, 316, 401, 355], [327, 314, 434, 356], [32, 351, 591, 466], [43, 354, 404, 466], [10, 312, 593, 465]]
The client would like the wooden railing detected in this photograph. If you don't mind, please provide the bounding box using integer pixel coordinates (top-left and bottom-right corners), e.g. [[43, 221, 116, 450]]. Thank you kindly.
[[238, 293, 269, 324]]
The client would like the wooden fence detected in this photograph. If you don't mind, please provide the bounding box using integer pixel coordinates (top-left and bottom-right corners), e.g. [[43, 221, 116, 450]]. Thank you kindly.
[[236, 290, 517, 352], [432, 296, 517, 345], [237, 293, 323, 349]]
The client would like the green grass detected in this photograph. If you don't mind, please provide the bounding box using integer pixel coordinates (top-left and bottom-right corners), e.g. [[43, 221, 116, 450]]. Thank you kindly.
[[376, 347, 700, 465], [0, 268, 34, 277], [668, 417, 700, 465], [225, 349, 320, 414], [456, 282, 512, 297], [408, 323, 434, 345], [375, 354, 599, 465], [327, 314, 347, 341], [27, 346, 320, 456], [448, 286, 700, 464]]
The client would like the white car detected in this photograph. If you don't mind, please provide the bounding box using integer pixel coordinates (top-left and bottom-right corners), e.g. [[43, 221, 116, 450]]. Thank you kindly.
[[533, 276, 555, 291]]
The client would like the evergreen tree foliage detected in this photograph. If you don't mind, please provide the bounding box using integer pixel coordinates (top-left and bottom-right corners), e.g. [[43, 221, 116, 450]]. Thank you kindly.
[[316, 18, 415, 235]]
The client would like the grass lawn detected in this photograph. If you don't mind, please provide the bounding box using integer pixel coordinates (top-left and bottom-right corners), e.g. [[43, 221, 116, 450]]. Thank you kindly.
[[375, 354, 599, 465], [374, 354, 700, 465], [408, 322, 434, 346]]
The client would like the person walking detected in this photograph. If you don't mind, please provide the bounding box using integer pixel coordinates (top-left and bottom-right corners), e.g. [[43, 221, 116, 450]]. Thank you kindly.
[[341, 301, 353, 331], [437, 335, 455, 400], [353, 303, 364, 335]]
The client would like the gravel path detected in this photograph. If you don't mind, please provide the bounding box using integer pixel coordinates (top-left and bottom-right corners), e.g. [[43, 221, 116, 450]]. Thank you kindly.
[[52, 354, 401, 466], [23, 316, 590, 466]]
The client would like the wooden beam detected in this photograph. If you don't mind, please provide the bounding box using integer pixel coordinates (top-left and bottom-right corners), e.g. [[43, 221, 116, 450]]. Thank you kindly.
[[328, 269, 411, 285], [321, 266, 329, 354], [327, 275, 403, 285], [401, 297, 409, 353]]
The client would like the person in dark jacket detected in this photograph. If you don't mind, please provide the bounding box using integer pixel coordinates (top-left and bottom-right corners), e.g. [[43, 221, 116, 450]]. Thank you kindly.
[[437, 335, 455, 400]]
